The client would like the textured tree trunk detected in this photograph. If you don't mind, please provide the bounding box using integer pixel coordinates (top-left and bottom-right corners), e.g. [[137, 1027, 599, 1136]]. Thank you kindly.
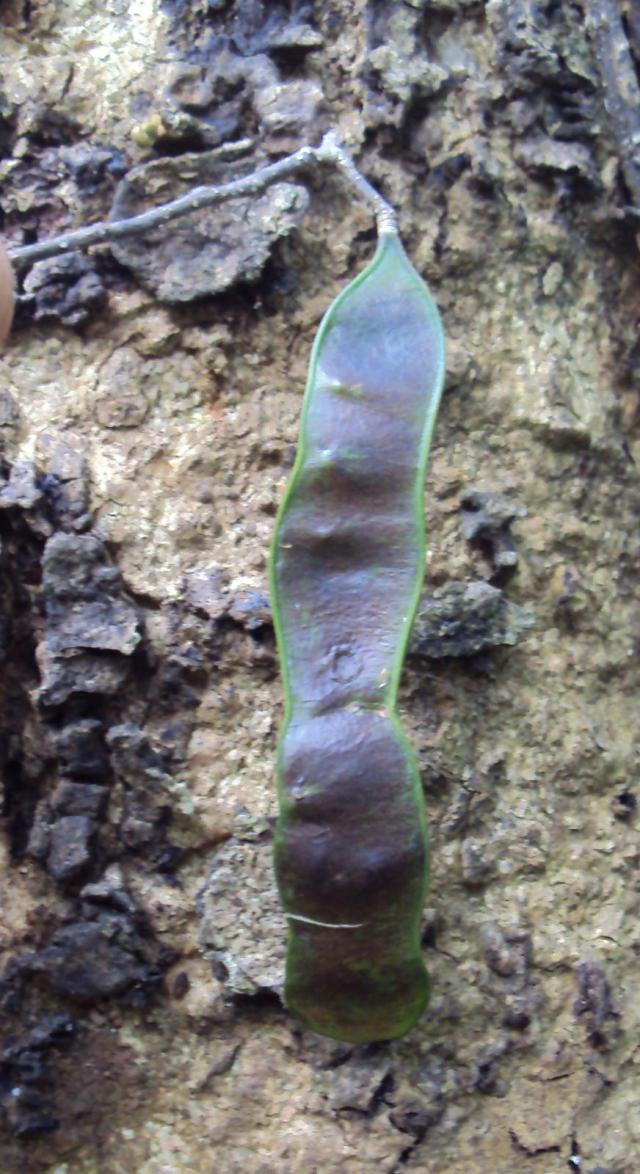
[[0, 1, 639, 1170]]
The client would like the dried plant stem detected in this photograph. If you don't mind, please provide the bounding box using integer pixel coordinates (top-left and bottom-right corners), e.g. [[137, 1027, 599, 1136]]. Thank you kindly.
[[318, 131, 398, 236], [7, 133, 397, 270]]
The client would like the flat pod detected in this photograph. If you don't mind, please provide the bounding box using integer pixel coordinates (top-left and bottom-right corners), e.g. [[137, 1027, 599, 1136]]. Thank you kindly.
[[0, 242, 15, 346], [271, 231, 445, 1042]]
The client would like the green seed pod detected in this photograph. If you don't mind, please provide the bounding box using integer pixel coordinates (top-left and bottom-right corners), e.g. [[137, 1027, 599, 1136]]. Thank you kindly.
[[270, 230, 445, 1042]]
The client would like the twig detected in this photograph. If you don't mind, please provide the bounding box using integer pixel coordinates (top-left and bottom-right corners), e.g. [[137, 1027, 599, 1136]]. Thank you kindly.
[[319, 131, 398, 236], [7, 132, 397, 269], [586, 0, 640, 212]]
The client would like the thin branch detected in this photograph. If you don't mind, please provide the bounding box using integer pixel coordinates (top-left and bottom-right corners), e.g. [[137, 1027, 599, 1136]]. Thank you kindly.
[[7, 132, 398, 269], [319, 131, 398, 236]]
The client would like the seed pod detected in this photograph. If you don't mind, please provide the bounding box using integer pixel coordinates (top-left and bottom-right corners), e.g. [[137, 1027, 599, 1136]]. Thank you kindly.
[[270, 231, 445, 1042], [0, 241, 15, 346]]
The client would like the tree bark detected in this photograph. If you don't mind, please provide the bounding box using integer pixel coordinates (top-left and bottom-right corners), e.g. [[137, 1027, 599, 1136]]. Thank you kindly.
[[0, 1, 638, 1170]]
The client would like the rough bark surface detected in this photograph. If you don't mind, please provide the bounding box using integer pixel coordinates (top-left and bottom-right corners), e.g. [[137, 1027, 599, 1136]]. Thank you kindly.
[[0, 1, 639, 1170]]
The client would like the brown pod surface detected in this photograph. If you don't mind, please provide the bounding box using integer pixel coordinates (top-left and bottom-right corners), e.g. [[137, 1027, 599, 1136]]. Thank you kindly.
[[270, 232, 445, 1042], [0, 241, 15, 345]]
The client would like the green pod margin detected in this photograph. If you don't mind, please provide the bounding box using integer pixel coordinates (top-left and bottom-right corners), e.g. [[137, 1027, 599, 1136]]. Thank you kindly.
[[270, 231, 445, 1042]]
